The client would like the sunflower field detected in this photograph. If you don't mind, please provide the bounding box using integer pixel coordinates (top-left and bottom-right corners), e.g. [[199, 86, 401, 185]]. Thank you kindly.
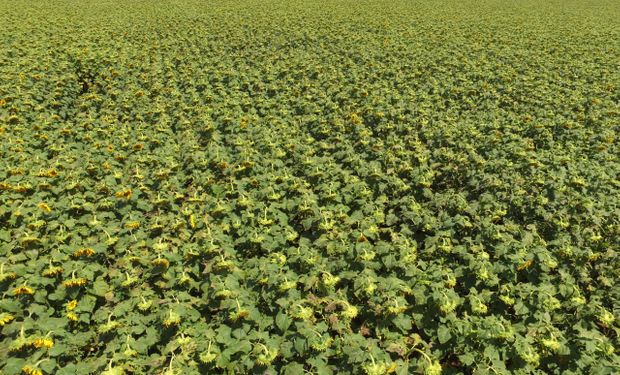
[[0, 0, 619, 374]]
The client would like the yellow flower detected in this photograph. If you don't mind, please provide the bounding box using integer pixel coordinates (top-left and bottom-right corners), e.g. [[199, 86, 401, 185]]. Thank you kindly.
[[37, 169, 58, 178], [152, 258, 170, 268], [163, 311, 181, 327], [13, 286, 34, 295], [67, 300, 78, 311], [0, 313, 15, 326], [21, 365, 43, 375], [42, 266, 63, 277], [115, 189, 132, 200], [13, 184, 31, 193], [31, 338, 54, 349], [8, 168, 24, 176], [517, 259, 533, 271], [124, 221, 140, 230], [63, 278, 87, 288], [37, 203, 52, 213], [0, 271, 16, 282], [73, 248, 94, 258], [67, 312, 78, 322]]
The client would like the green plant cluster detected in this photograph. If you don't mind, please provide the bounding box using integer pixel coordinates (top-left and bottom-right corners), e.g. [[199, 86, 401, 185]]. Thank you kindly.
[[0, 0, 618, 374]]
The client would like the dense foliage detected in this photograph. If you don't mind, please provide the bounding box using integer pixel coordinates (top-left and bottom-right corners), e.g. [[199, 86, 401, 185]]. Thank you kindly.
[[0, 0, 619, 374]]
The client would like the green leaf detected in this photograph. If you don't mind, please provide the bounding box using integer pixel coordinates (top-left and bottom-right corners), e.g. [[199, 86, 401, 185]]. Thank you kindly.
[[293, 337, 307, 355], [0, 229, 11, 242], [459, 353, 475, 366], [392, 315, 412, 332], [56, 363, 78, 375], [276, 311, 292, 332], [49, 344, 68, 357], [40, 359, 57, 372], [437, 325, 451, 344], [283, 362, 305, 375], [2, 358, 26, 375], [91, 279, 110, 297]]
